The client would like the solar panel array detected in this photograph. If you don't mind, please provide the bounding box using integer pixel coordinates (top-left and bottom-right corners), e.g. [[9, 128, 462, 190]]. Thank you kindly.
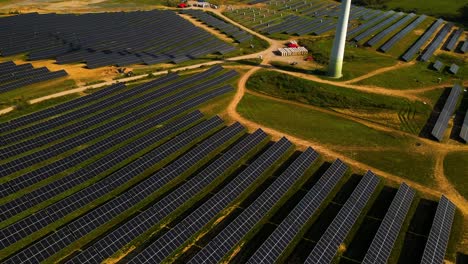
[[0, 116, 224, 250], [461, 39, 468, 53], [127, 137, 292, 264], [0, 66, 217, 148], [366, 13, 416, 47], [0, 111, 203, 220], [401, 18, 444, 61], [444, 28, 463, 51], [433, 60, 444, 72], [68, 129, 267, 263], [188, 148, 319, 263], [0, 61, 68, 93], [0, 11, 235, 68], [431, 84, 462, 141], [348, 11, 396, 39], [305, 171, 380, 264], [3, 117, 238, 263], [420, 196, 456, 264], [461, 111, 468, 143], [420, 22, 454, 61], [181, 10, 253, 43], [249, 159, 348, 264], [353, 12, 405, 42], [449, 64, 459, 75], [379, 15, 427, 52], [362, 183, 415, 264], [0, 68, 234, 177], [0, 81, 125, 133]]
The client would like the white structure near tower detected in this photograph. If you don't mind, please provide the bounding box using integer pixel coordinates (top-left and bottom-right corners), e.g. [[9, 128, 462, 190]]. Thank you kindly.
[[328, 0, 352, 78]]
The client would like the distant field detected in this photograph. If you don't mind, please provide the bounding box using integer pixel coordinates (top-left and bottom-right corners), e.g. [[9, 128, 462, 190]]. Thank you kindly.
[[382, 0, 465, 19]]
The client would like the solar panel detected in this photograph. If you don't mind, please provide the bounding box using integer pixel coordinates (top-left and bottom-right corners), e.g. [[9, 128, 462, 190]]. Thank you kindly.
[[0, 68, 235, 177], [347, 11, 395, 39], [353, 12, 405, 42], [460, 110, 468, 143], [461, 39, 468, 53], [379, 15, 427, 53], [0, 111, 203, 223], [420, 23, 454, 61], [0, 81, 125, 134], [420, 196, 456, 264], [432, 60, 444, 72], [448, 64, 459, 75], [0, 86, 233, 249], [444, 28, 463, 51], [431, 84, 462, 141], [362, 183, 415, 264], [0, 11, 235, 68], [249, 159, 348, 264], [67, 129, 268, 263], [1, 117, 234, 262], [366, 13, 416, 47], [188, 148, 319, 263], [401, 18, 444, 61], [305, 171, 380, 264], [127, 138, 292, 264]]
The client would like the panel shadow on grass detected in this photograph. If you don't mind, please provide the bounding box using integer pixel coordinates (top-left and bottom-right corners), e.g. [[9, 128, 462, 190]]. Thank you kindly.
[[397, 198, 439, 264], [419, 87, 452, 140], [340, 186, 398, 263]]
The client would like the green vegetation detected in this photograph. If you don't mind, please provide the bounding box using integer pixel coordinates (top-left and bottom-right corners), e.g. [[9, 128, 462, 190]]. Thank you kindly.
[[356, 60, 467, 90], [0, 78, 76, 107], [444, 152, 468, 199], [238, 93, 437, 186], [247, 70, 431, 133], [298, 38, 396, 80]]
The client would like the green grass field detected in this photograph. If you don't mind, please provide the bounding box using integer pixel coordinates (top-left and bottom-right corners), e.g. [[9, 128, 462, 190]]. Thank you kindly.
[[298, 38, 397, 80], [355, 59, 467, 90], [246, 70, 432, 133], [238, 93, 437, 186], [444, 152, 468, 199]]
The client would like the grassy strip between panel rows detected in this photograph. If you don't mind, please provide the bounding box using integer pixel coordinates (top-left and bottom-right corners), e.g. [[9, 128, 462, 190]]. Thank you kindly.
[[47, 124, 245, 263], [0, 119, 221, 261], [163, 144, 296, 263]]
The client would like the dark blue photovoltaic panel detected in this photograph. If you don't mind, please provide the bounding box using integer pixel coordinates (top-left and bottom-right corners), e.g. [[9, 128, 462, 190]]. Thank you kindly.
[[401, 18, 444, 61], [431, 84, 462, 141], [305, 171, 380, 264], [188, 148, 319, 263], [127, 138, 292, 264], [379, 15, 427, 53], [420, 196, 456, 264], [67, 130, 268, 263], [249, 159, 348, 264], [362, 183, 415, 264], [461, 110, 468, 143]]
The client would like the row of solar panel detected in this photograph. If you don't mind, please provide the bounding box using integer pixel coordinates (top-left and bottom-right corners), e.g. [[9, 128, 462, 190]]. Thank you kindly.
[[181, 10, 253, 43], [0, 87, 235, 255], [0, 67, 228, 175], [0, 61, 68, 94], [0, 10, 235, 68], [431, 84, 463, 141]]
